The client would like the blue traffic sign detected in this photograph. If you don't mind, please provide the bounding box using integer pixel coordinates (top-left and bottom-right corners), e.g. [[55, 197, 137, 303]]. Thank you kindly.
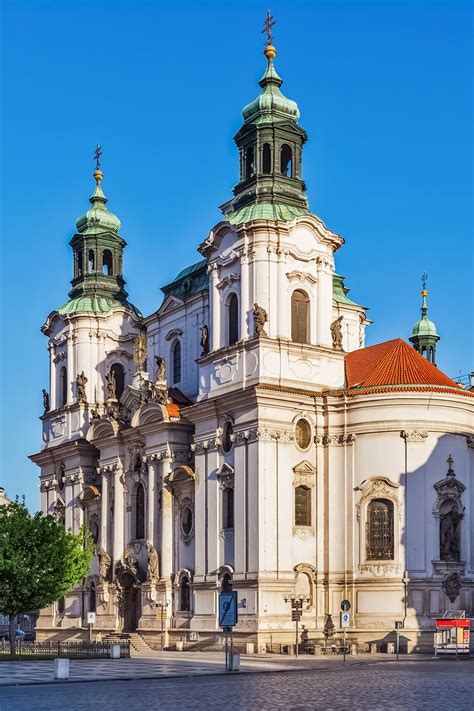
[[219, 591, 238, 628]]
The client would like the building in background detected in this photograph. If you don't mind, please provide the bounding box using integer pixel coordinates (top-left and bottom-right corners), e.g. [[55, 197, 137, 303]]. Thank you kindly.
[[30, 31, 473, 653]]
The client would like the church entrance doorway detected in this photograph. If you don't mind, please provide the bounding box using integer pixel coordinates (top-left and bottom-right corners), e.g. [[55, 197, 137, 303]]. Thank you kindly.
[[122, 573, 141, 633]]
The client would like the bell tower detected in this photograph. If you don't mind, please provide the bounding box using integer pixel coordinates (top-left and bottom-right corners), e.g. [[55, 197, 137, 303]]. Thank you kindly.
[[409, 274, 440, 365], [231, 20, 308, 213]]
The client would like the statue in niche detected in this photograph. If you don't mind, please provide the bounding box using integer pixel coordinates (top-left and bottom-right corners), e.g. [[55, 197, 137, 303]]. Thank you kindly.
[[105, 369, 116, 400], [253, 303, 268, 337], [330, 316, 344, 351], [155, 356, 166, 383], [146, 542, 160, 583], [200, 324, 210, 356], [96, 546, 112, 581], [76, 371, 88, 403], [440, 502, 464, 561], [42, 389, 50, 413]]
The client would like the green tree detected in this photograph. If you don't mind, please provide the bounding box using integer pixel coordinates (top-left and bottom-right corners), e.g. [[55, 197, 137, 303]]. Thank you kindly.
[[0, 501, 93, 656]]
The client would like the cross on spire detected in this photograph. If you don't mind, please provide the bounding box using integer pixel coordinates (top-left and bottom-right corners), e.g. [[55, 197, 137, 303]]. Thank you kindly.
[[94, 144, 102, 171], [421, 272, 428, 292], [447, 454, 455, 476], [261, 10, 276, 46]]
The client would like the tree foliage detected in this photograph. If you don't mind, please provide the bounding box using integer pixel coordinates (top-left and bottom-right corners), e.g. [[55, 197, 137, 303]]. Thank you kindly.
[[0, 502, 93, 652]]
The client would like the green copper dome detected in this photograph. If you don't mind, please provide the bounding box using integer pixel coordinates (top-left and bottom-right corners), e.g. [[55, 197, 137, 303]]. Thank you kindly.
[[242, 53, 300, 125], [410, 292, 439, 338], [75, 179, 121, 234]]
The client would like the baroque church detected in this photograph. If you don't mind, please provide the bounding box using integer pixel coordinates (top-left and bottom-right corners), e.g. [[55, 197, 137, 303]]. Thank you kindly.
[[31, 35, 473, 653]]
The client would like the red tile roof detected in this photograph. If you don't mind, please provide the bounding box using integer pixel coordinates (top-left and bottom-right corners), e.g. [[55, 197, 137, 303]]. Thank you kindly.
[[345, 339, 463, 390]]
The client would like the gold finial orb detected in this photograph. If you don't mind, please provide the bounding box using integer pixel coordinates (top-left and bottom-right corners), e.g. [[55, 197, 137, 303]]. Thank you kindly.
[[93, 168, 103, 185], [264, 44, 277, 60], [421, 289, 428, 297]]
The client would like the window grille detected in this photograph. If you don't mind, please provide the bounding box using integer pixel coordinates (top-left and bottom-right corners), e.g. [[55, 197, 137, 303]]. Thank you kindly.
[[366, 498, 394, 560]]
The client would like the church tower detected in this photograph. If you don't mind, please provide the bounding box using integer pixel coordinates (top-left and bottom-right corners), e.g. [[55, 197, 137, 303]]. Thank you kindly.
[[409, 275, 440, 365]]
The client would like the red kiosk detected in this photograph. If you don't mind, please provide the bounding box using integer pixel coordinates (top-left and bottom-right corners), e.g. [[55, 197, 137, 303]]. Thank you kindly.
[[434, 611, 470, 657]]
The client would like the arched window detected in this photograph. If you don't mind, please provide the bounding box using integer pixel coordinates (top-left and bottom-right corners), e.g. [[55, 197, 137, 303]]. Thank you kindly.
[[77, 250, 83, 277], [366, 499, 394, 560], [110, 363, 125, 400], [88, 250, 95, 272], [172, 341, 181, 384], [59, 366, 68, 407], [179, 576, 191, 612], [291, 290, 309, 344], [89, 583, 96, 613], [280, 144, 293, 177], [57, 466, 65, 492], [228, 293, 239, 346], [295, 486, 311, 526], [222, 488, 234, 529], [102, 250, 113, 276], [245, 146, 255, 180], [135, 483, 145, 540], [262, 143, 272, 174]]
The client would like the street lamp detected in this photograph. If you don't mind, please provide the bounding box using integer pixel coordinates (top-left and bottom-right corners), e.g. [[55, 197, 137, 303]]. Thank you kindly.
[[156, 600, 169, 651], [284, 594, 310, 658]]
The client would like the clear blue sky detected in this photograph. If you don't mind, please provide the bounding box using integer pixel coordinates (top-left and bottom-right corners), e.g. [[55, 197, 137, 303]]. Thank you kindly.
[[1, 0, 472, 510]]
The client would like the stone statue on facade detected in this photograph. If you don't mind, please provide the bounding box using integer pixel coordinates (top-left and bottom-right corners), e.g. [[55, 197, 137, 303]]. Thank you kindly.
[[155, 356, 166, 383], [440, 503, 464, 561], [146, 542, 160, 583], [253, 303, 268, 337], [200, 324, 210, 356], [330, 316, 344, 351], [123, 548, 139, 577], [76, 371, 88, 403], [42, 388, 50, 413], [96, 545, 112, 581], [106, 369, 117, 400], [134, 331, 148, 372]]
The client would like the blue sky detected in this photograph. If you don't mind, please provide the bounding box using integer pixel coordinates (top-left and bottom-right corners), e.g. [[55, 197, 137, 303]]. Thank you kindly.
[[1, 0, 472, 510]]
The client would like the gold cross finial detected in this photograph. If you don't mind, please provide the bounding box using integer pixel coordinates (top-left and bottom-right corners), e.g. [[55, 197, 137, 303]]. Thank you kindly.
[[261, 10, 276, 46], [93, 144, 103, 185]]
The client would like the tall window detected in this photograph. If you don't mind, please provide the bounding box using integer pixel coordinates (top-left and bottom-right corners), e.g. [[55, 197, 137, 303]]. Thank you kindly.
[[59, 366, 68, 407], [135, 483, 145, 539], [172, 341, 181, 384], [180, 576, 191, 611], [111, 363, 125, 400], [366, 499, 394, 560], [291, 290, 309, 344], [102, 250, 113, 276], [280, 144, 293, 177], [245, 146, 255, 179], [222, 488, 234, 529], [295, 486, 311, 526], [228, 293, 239, 345], [262, 143, 272, 174]]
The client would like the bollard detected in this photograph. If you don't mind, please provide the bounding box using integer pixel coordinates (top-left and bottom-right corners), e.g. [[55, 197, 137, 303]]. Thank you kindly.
[[370, 643, 377, 654], [245, 643, 255, 655], [350, 644, 357, 656], [230, 652, 240, 671], [176, 641, 184, 652], [386, 643, 395, 654], [110, 643, 121, 659], [54, 658, 69, 680]]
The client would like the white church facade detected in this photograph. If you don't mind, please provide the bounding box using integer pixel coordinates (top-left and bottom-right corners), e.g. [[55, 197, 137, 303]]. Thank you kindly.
[[31, 39, 474, 653]]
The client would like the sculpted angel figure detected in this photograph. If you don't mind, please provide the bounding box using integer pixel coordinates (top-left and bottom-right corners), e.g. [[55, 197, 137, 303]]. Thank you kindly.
[[200, 324, 209, 356], [76, 371, 88, 403], [155, 356, 166, 383], [330, 316, 344, 351], [106, 369, 116, 400], [96, 546, 112, 581], [147, 542, 160, 583], [253, 303, 268, 337]]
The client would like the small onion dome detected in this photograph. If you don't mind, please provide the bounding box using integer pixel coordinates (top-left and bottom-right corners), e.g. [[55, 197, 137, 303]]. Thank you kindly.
[[75, 169, 121, 234], [242, 44, 300, 125], [410, 289, 439, 339]]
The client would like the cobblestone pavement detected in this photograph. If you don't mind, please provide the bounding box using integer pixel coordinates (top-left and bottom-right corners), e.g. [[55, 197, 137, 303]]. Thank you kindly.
[[0, 658, 472, 710]]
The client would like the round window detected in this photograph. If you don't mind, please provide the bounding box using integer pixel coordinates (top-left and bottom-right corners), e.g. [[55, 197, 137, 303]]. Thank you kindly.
[[222, 421, 234, 453], [295, 419, 311, 449], [181, 506, 193, 536]]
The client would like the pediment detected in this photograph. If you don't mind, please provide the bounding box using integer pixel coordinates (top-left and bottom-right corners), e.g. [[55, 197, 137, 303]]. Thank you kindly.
[[159, 294, 184, 315], [293, 460, 317, 475], [87, 417, 118, 442], [130, 401, 168, 428]]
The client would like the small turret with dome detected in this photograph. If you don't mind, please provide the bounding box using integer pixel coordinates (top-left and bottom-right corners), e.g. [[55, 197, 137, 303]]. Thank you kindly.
[[409, 273, 440, 365], [226, 12, 310, 222], [59, 146, 141, 318]]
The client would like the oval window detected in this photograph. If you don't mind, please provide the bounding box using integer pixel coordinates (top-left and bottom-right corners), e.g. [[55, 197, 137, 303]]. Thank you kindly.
[[181, 506, 193, 536], [222, 422, 234, 453], [295, 419, 311, 449]]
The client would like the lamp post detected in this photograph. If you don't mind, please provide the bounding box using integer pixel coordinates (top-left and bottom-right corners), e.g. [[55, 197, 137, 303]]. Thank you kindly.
[[284, 594, 310, 657], [156, 601, 169, 651]]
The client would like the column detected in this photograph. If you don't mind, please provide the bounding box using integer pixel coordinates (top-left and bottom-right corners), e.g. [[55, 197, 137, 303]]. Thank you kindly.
[[208, 263, 220, 351], [160, 456, 173, 581], [66, 331, 74, 404], [277, 250, 287, 338], [147, 459, 156, 543], [100, 471, 109, 550], [316, 258, 333, 347], [240, 250, 249, 340], [113, 466, 124, 565]]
